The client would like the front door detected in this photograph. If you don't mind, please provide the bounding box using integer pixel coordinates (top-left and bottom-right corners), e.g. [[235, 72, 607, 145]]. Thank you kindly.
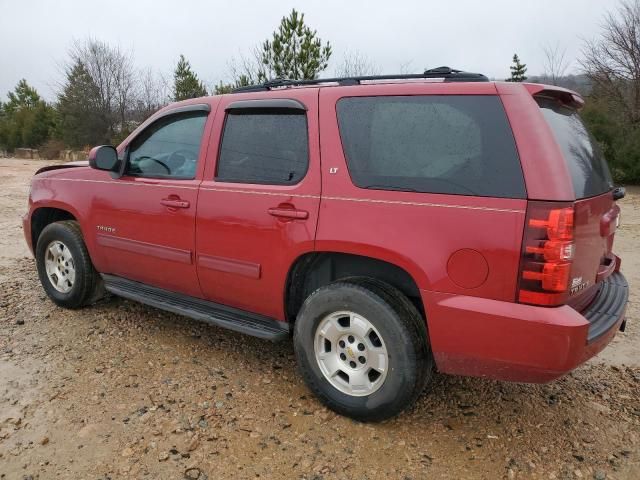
[[195, 89, 321, 320], [89, 105, 212, 297]]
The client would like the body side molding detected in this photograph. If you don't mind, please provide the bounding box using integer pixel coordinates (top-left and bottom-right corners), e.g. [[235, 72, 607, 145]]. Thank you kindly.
[[197, 254, 261, 279], [96, 234, 192, 264]]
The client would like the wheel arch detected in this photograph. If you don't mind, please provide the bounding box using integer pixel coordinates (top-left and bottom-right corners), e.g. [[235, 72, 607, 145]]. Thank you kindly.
[[30, 206, 79, 250], [285, 251, 426, 324]]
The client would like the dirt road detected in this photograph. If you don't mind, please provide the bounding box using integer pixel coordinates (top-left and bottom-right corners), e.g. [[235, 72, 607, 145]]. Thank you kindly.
[[1, 158, 639, 480]]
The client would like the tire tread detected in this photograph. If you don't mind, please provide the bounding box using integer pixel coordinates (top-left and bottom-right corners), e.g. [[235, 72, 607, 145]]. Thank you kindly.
[[36, 220, 102, 309], [294, 277, 434, 421]]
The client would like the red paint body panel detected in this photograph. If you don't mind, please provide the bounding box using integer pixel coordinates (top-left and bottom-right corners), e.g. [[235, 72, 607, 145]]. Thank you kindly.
[[571, 193, 618, 289], [24, 80, 627, 384], [318, 83, 526, 301], [496, 82, 575, 201], [424, 288, 625, 382], [195, 88, 321, 320]]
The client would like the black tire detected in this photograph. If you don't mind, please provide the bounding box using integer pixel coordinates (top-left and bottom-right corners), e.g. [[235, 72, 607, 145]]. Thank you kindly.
[[293, 278, 434, 422], [35, 220, 103, 309]]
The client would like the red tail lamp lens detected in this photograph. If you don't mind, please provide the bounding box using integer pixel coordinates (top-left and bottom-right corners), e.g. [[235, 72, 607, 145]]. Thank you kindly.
[[522, 261, 572, 292], [528, 207, 574, 240], [518, 203, 575, 306], [525, 240, 574, 262]]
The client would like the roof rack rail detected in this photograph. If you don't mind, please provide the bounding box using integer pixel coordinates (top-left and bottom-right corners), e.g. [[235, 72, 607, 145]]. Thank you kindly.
[[231, 67, 488, 93]]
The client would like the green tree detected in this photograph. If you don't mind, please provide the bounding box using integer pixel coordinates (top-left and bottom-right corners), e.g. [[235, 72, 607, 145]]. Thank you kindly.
[[259, 9, 332, 80], [507, 54, 528, 82], [0, 79, 54, 151], [173, 55, 207, 101], [213, 75, 252, 95], [580, 0, 640, 182], [57, 60, 110, 147], [4, 79, 42, 113]]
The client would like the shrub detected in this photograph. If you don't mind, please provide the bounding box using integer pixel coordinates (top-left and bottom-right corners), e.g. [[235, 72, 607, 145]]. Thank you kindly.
[[39, 139, 65, 160]]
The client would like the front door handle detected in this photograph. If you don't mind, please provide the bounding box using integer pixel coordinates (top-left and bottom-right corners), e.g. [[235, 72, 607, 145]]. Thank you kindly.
[[268, 207, 309, 220], [161, 197, 190, 209]]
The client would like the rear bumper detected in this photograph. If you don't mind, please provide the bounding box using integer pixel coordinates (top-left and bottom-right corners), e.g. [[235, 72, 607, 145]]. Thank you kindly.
[[423, 272, 628, 383]]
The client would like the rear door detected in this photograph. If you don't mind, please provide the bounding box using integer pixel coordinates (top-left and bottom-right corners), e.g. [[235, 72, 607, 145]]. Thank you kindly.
[[536, 97, 618, 304], [195, 89, 321, 320]]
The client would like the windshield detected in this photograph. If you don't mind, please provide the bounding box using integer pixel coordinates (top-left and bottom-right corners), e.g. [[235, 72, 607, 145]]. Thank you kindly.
[[537, 97, 614, 199]]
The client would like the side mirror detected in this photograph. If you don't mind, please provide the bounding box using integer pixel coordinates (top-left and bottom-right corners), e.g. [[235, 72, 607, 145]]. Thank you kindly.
[[88, 145, 119, 171]]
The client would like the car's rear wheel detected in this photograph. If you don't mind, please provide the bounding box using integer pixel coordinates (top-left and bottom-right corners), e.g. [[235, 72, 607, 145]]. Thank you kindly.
[[293, 278, 433, 421], [35, 220, 102, 309]]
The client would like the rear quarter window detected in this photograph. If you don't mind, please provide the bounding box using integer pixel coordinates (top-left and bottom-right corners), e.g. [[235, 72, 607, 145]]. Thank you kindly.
[[536, 97, 614, 199], [336, 95, 525, 198]]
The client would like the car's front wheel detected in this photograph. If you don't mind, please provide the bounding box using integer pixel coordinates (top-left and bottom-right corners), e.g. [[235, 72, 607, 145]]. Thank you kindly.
[[293, 278, 433, 421], [35, 220, 102, 309]]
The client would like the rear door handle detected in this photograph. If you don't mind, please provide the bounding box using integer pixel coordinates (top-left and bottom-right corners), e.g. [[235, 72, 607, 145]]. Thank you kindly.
[[161, 198, 190, 209], [268, 207, 309, 219]]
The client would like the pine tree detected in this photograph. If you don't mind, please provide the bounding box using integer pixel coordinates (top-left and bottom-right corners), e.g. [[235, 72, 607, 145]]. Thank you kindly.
[[57, 60, 110, 147], [173, 55, 207, 101], [259, 9, 332, 80], [213, 75, 252, 95], [0, 79, 54, 151], [507, 54, 528, 82], [4, 79, 41, 113]]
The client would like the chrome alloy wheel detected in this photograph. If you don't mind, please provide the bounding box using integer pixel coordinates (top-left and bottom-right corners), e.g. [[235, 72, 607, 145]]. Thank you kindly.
[[44, 240, 75, 293], [314, 311, 389, 396]]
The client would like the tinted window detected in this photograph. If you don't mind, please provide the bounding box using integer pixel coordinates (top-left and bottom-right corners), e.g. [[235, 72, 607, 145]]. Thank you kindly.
[[336, 95, 525, 198], [126, 112, 207, 179], [216, 110, 308, 185], [537, 97, 613, 199]]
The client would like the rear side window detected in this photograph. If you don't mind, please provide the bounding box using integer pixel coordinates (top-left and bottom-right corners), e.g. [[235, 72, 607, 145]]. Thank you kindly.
[[537, 97, 613, 199], [216, 110, 308, 185], [336, 95, 525, 198]]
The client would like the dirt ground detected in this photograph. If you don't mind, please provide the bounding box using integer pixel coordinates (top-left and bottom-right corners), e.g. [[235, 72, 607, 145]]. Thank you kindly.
[[1, 158, 639, 480]]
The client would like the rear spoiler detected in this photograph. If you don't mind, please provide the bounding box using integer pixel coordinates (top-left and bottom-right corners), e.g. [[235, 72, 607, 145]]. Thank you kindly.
[[524, 83, 585, 109]]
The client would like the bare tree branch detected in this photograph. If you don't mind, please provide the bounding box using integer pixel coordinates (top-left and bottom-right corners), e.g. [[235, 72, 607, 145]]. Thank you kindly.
[[335, 51, 381, 77], [542, 42, 569, 85], [580, 0, 640, 124], [67, 39, 138, 135]]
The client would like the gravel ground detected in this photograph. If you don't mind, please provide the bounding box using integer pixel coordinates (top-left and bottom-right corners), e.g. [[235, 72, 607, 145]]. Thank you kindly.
[[1, 158, 639, 480]]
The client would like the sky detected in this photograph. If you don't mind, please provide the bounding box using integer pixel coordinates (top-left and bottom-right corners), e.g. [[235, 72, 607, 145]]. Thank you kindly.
[[0, 0, 621, 101]]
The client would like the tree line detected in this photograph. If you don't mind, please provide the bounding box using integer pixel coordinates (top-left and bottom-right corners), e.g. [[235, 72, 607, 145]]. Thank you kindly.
[[1, 3, 640, 183]]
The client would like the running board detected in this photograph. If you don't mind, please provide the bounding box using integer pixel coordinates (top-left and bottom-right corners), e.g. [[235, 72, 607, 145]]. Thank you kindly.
[[102, 274, 290, 341]]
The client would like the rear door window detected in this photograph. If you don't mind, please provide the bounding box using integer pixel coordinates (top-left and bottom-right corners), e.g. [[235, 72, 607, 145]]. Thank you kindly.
[[536, 97, 613, 199], [336, 95, 525, 198], [216, 110, 308, 185]]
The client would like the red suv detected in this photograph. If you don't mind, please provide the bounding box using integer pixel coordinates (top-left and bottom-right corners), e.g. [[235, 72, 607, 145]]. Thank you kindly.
[[23, 68, 628, 421]]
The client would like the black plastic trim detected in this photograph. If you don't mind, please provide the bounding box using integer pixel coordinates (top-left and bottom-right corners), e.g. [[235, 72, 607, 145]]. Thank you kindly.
[[154, 103, 211, 120], [613, 186, 626, 201], [226, 99, 307, 111], [582, 271, 628, 342], [102, 274, 290, 341]]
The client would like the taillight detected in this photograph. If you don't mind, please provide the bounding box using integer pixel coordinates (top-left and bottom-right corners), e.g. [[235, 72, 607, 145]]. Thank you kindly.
[[517, 202, 575, 306]]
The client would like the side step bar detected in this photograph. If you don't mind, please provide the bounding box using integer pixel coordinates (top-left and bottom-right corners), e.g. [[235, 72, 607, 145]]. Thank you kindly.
[[102, 274, 290, 341]]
